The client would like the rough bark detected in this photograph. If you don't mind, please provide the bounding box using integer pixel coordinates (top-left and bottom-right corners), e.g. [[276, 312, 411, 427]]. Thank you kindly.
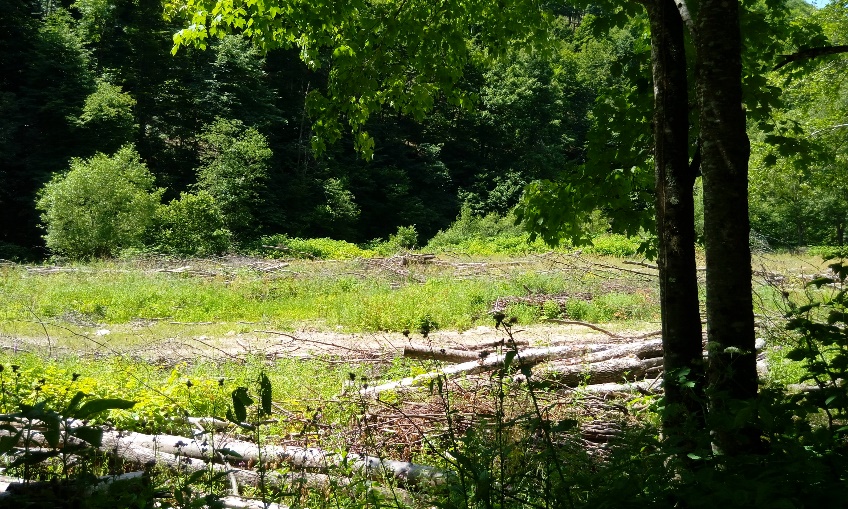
[[695, 0, 760, 454], [403, 345, 484, 363], [541, 357, 663, 386], [0, 429, 416, 502], [360, 343, 614, 397], [643, 0, 706, 435], [94, 429, 450, 488]]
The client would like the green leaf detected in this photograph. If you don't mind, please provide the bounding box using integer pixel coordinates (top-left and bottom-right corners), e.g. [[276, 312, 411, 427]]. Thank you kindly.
[[259, 372, 272, 417], [70, 426, 104, 447], [42, 412, 61, 449], [503, 350, 517, 371], [10, 449, 60, 467], [73, 398, 137, 420], [0, 430, 21, 455], [230, 387, 252, 423], [63, 391, 87, 416], [785, 348, 811, 361], [809, 277, 834, 288]]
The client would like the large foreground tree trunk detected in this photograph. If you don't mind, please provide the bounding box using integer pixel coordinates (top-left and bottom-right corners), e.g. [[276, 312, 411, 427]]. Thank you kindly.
[[643, 0, 705, 437], [695, 0, 759, 454]]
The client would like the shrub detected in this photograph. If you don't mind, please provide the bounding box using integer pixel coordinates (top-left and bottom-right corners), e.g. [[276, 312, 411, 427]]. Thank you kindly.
[[370, 225, 419, 255], [259, 234, 375, 260], [196, 119, 272, 242], [36, 145, 163, 259], [807, 245, 847, 259], [426, 206, 554, 255], [584, 234, 640, 257], [426, 205, 526, 250], [153, 191, 231, 256]]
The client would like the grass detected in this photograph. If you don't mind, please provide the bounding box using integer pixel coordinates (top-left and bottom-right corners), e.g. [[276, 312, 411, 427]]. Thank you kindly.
[[0, 254, 661, 346]]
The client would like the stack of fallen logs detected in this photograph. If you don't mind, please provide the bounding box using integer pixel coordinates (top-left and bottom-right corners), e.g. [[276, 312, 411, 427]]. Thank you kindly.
[[362, 334, 668, 399], [0, 416, 450, 507]]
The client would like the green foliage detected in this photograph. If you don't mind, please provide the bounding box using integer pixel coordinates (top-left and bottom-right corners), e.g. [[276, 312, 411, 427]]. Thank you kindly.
[[36, 146, 164, 259], [426, 206, 552, 256], [75, 78, 137, 155], [196, 119, 272, 242], [368, 225, 420, 255], [259, 234, 376, 260], [807, 245, 848, 259], [584, 234, 640, 257], [784, 259, 848, 436], [306, 177, 361, 237], [153, 191, 232, 256]]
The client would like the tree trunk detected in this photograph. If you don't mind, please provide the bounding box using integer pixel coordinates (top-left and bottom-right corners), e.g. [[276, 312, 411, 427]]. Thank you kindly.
[[695, 0, 760, 454], [643, 0, 706, 437]]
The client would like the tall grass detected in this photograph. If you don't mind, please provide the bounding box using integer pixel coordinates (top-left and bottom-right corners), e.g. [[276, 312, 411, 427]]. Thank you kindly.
[[0, 257, 659, 336]]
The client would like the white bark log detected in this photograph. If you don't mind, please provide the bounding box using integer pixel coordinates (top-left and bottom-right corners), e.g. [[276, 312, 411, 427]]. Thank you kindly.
[[541, 357, 664, 386], [361, 343, 614, 397]]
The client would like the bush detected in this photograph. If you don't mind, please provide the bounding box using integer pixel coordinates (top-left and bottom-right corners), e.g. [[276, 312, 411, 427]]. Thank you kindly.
[[426, 206, 553, 255], [369, 225, 419, 255], [807, 245, 847, 259], [153, 191, 231, 256], [196, 119, 272, 242], [584, 234, 640, 257], [259, 234, 376, 260], [36, 145, 163, 259], [426, 205, 526, 249]]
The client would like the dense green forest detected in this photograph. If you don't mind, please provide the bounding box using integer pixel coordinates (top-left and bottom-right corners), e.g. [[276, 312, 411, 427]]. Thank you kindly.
[[2, 0, 845, 261]]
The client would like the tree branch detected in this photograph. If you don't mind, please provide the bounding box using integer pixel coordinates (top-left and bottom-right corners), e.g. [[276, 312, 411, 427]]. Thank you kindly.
[[675, 0, 697, 36], [774, 45, 848, 70]]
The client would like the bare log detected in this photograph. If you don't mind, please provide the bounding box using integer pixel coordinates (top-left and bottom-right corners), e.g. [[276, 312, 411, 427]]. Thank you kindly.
[[94, 429, 450, 488], [541, 357, 664, 386], [565, 339, 663, 364], [221, 496, 287, 509], [0, 424, 450, 490], [577, 380, 663, 395], [403, 345, 483, 363]]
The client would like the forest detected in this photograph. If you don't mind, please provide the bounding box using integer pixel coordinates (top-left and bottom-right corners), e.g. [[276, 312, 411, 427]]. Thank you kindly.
[[1, 0, 845, 261]]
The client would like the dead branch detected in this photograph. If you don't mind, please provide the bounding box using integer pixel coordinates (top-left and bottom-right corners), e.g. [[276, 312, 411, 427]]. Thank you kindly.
[[622, 260, 658, 270]]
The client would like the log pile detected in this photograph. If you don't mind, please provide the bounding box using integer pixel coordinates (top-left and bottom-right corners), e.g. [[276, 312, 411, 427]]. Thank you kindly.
[[0, 414, 450, 507], [367, 330, 670, 399]]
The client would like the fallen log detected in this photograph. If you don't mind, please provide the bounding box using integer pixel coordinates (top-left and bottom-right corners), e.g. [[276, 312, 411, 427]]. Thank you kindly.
[[403, 345, 483, 363], [361, 343, 615, 398], [93, 429, 450, 488], [577, 380, 663, 395], [0, 424, 451, 490], [0, 428, 379, 495], [405, 339, 663, 365], [541, 357, 664, 386], [220, 496, 286, 509]]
